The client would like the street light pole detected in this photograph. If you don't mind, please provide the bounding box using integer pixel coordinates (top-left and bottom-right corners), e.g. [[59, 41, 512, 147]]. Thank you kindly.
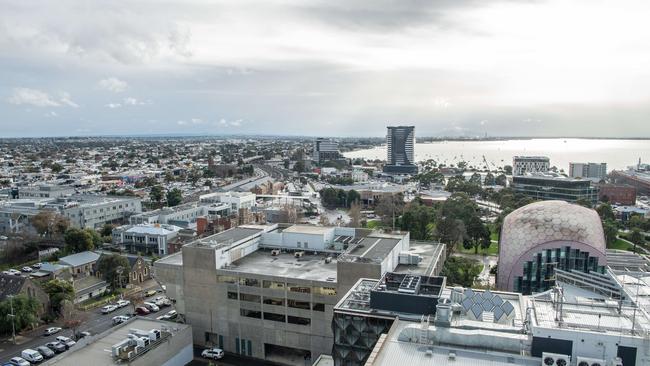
[[8, 295, 16, 345]]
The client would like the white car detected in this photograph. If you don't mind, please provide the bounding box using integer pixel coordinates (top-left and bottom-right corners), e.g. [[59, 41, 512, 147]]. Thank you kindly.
[[153, 296, 171, 307], [8, 269, 21, 276], [116, 299, 130, 308], [32, 263, 43, 269], [156, 310, 177, 321], [21, 348, 43, 363], [112, 315, 130, 325], [44, 327, 62, 336], [21, 266, 33, 273], [55, 336, 76, 348], [9, 357, 30, 366], [101, 304, 118, 314], [201, 348, 224, 360], [143, 302, 159, 312]]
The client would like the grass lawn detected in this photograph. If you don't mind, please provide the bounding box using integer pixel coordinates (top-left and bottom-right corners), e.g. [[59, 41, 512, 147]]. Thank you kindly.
[[458, 241, 499, 256], [608, 238, 635, 251], [366, 220, 382, 229]]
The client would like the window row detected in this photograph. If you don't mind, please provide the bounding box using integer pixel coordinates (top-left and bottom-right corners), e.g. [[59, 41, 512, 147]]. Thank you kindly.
[[239, 309, 311, 326], [216, 276, 336, 296], [228, 292, 325, 311]]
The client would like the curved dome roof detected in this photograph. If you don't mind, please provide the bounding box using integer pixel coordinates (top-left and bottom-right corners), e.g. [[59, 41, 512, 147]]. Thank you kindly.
[[498, 200, 606, 290]]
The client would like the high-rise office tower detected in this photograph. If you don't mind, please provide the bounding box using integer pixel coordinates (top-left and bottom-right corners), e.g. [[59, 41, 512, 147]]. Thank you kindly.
[[312, 138, 340, 163], [383, 126, 417, 174]]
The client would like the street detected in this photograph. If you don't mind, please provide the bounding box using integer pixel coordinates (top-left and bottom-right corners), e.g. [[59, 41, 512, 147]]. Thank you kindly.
[[0, 292, 175, 363]]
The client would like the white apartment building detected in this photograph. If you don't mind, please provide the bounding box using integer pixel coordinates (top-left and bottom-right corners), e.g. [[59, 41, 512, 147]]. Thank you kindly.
[[513, 156, 550, 176]]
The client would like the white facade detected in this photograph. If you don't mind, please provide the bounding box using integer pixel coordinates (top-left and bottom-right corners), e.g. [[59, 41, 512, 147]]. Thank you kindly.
[[513, 156, 550, 176], [130, 203, 207, 225], [18, 185, 75, 199], [569, 162, 607, 180], [112, 224, 182, 255], [199, 191, 256, 214]]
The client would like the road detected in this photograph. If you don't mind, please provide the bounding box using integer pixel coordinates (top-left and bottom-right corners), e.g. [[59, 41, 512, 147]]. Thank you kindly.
[[0, 293, 175, 363]]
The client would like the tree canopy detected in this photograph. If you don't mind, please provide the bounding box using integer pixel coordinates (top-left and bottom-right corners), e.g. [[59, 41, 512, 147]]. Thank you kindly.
[[42, 279, 74, 315], [97, 254, 131, 289], [0, 295, 40, 335]]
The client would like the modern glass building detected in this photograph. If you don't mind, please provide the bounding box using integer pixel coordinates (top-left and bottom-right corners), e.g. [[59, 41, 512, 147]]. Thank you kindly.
[[512, 176, 599, 204], [383, 126, 417, 175]]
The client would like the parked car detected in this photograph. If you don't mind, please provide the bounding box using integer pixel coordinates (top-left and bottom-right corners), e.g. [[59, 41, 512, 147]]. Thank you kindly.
[[143, 302, 159, 312], [36, 345, 55, 359], [201, 348, 224, 360], [101, 304, 118, 314], [45, 341, 66, 353], [32, 263, 43, 269], [153, 296, 171, 307], [135, 306, 150, 315], [8, 269, 21, 276], [20, 267, 33, 273], [20, 349, 43, 363], [112, 315, 130, 325], [116, 299, 130, 308], [55, 336, 76, 349], [144, 289, 157, 297], [75, 331, 91, 340], [157, 310, 177, 321], [2, 271, 10, 275], [8, 357, 30, 366], [44, 327, 62, 336]]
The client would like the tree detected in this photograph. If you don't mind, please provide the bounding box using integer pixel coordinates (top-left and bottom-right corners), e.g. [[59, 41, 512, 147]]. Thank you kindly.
[[346, 190, 360, 207], [166, 188, 183, 207], [435, 217, 467, 248], [602, 220, 619, 248], [348, 202, 361, 228], [466, 215, 491, 254], [503, 165, 513, 175], [293, 161, 305, 173], [0, 295, 40, 335], [97, 254, 131, 290], [150, 185, 164, 207], [441, 256, 482, 287], [575, 198, 593, 208], [483, 172, 496, 186], [100, 224, 114, 238], [495, 174, 507, 187], [31, 211, 56, 237], [630, 229, 645, 246], [400, 202, 435, 240], [64, 228, 94, 253], [61, 301, 88, 339], [42, 279, 74, 315], [375, 193, 405, 228], [50, 163, 64, 174], [596, 203, 615, 221]]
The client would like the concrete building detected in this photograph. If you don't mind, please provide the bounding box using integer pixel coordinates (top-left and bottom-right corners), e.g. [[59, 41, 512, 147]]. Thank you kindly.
[[53, 195, 142, 229], [361, 279, 650, 366], [513, 156, 550, 176], [569, 162, 607, 181], [44, 317, 193, 366], [498, 201, 607, 294], [129, 202, 206, 226], [512, 175, 599, 204], [112, 224, 182, 256], [199, 191, 256, 214], [17, 184, 75, 199], [383, 126, 417, 175], [154, 224, 445, 365], [313, 138, 341, 164]]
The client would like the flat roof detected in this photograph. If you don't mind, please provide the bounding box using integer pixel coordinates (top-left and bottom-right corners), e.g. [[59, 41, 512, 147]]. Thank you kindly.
[[347, 236, 400, 260], [281, 225, 332, 235], [155, 252, 183, 266], [223, 249, 337, 282], [394, 241, 445, 276], [46, 318, 190, 365], [191, 226, 264, 247]]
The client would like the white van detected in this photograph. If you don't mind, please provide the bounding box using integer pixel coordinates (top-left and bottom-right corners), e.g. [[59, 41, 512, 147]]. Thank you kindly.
[[21, 348, 44, 363]]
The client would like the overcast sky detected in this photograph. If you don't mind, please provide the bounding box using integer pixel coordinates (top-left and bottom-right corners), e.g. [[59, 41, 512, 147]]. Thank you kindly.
[[2, 0, 650, 138]]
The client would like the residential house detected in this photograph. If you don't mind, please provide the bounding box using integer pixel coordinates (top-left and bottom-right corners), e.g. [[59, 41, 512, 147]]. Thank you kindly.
[[0, 273, 50, 316]]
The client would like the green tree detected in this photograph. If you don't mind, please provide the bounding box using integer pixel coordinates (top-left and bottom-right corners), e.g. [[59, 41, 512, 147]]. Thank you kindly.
[[483, 172, 496, 186], [630, 229, 645, 246], [64, 228, 94, 253], [575, 198, 593, 208], [495, 174, 507, 186], [346, 190, 360, 207], [293, 161, 305, 173], [150, 185, 164, 207], [602, 219, 619, 248], [50, 163, 64, 174], [166, 188, 183, 207], [42, 279, 74, 315], [400, 202, 435, 240], [100, 224, 114, 238], [97, 254, 131, 289], [441, 256, 482, 287], [0, 296, 40, 334], [596, 203, 615, 221]]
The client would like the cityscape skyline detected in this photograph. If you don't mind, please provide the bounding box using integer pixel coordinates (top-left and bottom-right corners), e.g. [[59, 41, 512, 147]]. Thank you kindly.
[[3, 0, 650, 137]]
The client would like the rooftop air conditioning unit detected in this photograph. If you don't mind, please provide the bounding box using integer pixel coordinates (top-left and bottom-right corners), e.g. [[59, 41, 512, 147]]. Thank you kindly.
[[294, 251, 305, 258], [609, 357, 623, 366], [271, 249, 280, 256], [577, 357, 606, 366], [543, 352, 571, 366], [448, 351, 456, 361]]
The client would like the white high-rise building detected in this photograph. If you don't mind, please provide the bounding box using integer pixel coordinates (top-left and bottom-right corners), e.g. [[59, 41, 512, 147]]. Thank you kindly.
[[569, 162, 607, 180], [513, 156, 550, 176]]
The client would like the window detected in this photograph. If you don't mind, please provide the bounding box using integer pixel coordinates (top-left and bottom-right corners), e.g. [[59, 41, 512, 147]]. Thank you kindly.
[[227, 292, 238, 300], [263, 280, 285, 289], [240, 309, 261, 319], [239, 293, 261, 303], [287, 283, 310, 294], [217, 275, 238, 284], [288, 316, 311, 326], [263, 312, 286, 322], [263, 297, 284, 306], [239, 278, 260, 287], [287, 299, 310, 310], [313, 286, 337, 296], [312, 303, 325, 312]]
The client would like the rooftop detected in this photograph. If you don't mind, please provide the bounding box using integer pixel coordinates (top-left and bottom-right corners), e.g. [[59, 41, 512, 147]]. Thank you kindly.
[[190, 226, 265, 248], [346, 235, 401, 261], [394, 241, 445, 276], [222, 248, 337, 282], [45, 317, 190, 365], [281, 225, 332, 235], [123, 224, 182, 235], [59, 251, 100, 267]]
